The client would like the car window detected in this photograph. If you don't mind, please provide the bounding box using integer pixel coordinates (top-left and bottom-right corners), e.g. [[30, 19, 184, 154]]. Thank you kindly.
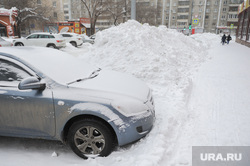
[[49, 35, 55, 38], [62, 34, 72, 37], [27, 34, 39, 39], [0, 59, 31, 87], [39, 35, 50, 38]]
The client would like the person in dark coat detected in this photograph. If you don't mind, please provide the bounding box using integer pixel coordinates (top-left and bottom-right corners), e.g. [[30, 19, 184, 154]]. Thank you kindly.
[[227, 34, 232, 44], [221, 34, 226, 45]]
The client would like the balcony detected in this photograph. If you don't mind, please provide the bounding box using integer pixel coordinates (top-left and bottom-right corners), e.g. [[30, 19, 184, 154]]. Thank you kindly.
[[229, 3, 241, 7], [178, 5, 190, 8], [227, 18, 238, 22]]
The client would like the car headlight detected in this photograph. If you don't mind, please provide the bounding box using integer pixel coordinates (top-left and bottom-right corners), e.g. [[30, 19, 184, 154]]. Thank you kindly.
[[111, 98, 148, 117]]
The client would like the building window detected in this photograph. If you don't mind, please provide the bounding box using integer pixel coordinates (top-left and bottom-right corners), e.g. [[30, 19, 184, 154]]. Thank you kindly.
[[53, 1, 56, 7], [54, 12, 57, 19], [205, 15, 209, 19], [65, 16, 69, 20], [223, 8, 227, 12], [199, 8, 202, 12], [64, 11, 69, 14], [64, 4, 68, 8], [221, 15, 226, 20], [206, 9, 210, 13], [215, 1, 218, 5], [172, 16, 176, 20], [223, 0, 227, 5], [214, 9, 218, 12], [37, 0, 41, 5], [213, 15, 217, 19]]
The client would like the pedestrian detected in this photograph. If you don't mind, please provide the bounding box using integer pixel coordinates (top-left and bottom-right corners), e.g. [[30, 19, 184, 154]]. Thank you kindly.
[[221, 34, 226, 45], [227, 34, 232, 44]]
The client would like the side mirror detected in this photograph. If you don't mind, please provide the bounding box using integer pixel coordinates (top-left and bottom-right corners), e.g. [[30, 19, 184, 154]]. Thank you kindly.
[[18, 77, 46, 90]]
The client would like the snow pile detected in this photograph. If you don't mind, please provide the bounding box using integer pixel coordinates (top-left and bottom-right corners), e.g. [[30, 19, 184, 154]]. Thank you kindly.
[[67, 20, 218, 97]]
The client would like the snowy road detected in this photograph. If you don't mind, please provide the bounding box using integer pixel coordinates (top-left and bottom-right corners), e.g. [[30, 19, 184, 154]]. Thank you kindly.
[[170, 41, 250, 165]]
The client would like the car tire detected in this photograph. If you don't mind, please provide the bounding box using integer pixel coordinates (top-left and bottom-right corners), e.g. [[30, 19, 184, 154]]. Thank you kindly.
[[70, 41, 77, 47], [67, 118, 116, 159], [47, 44, 56, 49], [15, 42, 24, 46]]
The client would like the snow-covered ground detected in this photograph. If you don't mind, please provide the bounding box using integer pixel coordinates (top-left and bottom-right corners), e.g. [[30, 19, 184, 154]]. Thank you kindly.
[[1, 21, 250, 166]]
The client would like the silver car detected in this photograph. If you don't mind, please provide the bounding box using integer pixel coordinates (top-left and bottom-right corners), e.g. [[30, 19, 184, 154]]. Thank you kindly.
[[0, 47, 155, 159]]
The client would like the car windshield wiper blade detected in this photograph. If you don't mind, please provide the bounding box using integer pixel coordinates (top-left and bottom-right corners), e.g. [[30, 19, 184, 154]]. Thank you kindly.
[[67, 68, 101, 85]]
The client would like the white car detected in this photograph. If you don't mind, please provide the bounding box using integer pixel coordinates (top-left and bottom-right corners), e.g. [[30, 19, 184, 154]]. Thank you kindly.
[[81, 34, 95, 44], [13, 32, 66, 49], [60, 32, 83, 47], [0, 37, 13, 47]]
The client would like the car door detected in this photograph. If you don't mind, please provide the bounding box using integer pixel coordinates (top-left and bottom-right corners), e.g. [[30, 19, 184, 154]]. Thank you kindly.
[[38, 34, 51, 47], [25, 34, 39, 46], [0, 57, 55, 138]]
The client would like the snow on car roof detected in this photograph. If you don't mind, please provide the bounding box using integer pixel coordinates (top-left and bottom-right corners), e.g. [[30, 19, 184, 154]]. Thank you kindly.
[[0, 47, 97, 85]]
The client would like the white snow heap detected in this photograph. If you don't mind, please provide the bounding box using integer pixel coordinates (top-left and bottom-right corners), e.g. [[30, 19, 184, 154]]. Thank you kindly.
[[77, 20, 219, 95]]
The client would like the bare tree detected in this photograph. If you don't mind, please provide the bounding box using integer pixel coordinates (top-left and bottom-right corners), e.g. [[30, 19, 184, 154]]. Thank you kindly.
[[107, 0, 130, 26], [81, 0, 112, 35], [136, 2, 157, 26]]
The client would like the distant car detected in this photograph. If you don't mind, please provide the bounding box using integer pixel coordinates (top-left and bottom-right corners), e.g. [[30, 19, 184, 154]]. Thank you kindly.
[[60, 32, 83, 47], [81, 34, 95, 44], [0, 37, 13, 47], [13, 32, 66, 49], [0, 47, 155, 159]]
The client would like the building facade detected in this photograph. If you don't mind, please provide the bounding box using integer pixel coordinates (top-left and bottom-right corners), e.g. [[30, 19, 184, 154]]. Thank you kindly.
[[162, 0, 244, 34], [236, 0, 250, 47]]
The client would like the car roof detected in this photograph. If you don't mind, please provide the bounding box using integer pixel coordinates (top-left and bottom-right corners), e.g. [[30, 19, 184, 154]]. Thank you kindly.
[[29, 32, 61, 36]]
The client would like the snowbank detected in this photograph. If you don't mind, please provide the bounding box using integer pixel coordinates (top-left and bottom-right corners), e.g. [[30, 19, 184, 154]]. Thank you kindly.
[[65, 20, 219, 97]]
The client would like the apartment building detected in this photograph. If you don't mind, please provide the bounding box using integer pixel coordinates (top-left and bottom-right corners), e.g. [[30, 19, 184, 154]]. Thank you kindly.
[[162, 0, 244, 34]]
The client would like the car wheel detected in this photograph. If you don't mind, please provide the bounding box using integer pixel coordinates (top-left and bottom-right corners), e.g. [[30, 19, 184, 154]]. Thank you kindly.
[[67, 118, 115, 159], [47, 44, 56, 48], [70, 41, 77, 47], [15, 42, 24, 46]]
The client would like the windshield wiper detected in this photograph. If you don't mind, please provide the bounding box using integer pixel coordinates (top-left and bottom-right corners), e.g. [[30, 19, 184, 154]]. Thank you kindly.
[[67, 68, 101, 85]]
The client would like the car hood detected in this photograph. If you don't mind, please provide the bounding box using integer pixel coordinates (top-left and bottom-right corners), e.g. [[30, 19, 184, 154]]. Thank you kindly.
[[69, 70, 149, 102]]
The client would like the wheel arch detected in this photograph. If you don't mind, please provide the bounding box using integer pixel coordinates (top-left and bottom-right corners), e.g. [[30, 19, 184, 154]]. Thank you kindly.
[[61, 114, 118, 145], [46, 43, 56, 47], [14, 42, 24, 46]]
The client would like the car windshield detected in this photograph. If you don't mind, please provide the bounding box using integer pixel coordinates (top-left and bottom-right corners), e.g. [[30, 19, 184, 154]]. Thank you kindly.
[[1, 47, 98, 85]]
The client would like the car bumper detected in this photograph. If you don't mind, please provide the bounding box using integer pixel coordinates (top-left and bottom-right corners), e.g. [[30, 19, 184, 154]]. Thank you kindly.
[[112, 108, 155, 146]]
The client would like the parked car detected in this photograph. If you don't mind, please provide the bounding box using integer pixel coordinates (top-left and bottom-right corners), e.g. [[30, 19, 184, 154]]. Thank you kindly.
[[60, 32, 83, 47], [0, 37, 13, 47], [0, 47, 155, 159], [81, 34, 95, 44], [13, 32, 66, 49]]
